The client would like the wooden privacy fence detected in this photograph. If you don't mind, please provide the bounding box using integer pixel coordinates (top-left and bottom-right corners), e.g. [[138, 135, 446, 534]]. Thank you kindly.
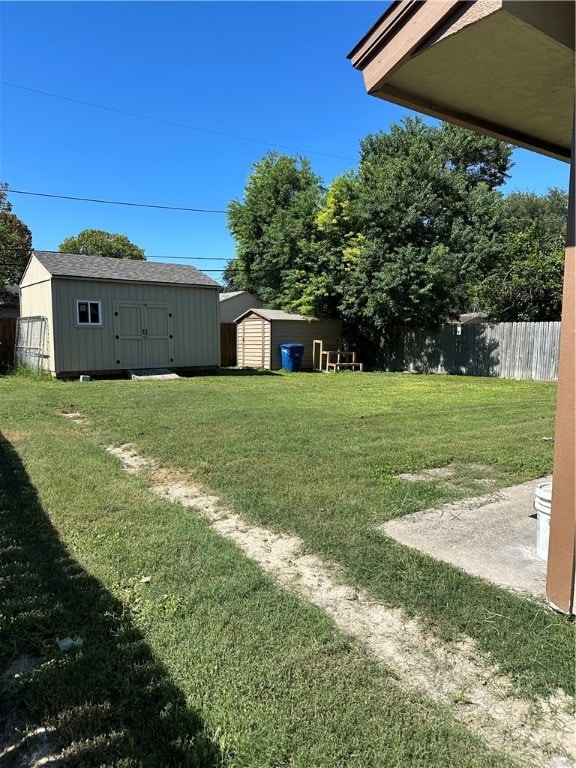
[[220, 323, 237, 367], [380, 322, 561, 382], [0, 318, 16, 370]]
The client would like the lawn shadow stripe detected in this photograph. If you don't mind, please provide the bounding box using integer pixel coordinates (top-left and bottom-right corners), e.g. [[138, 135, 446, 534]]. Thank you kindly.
[[0, 433, 226, 767]]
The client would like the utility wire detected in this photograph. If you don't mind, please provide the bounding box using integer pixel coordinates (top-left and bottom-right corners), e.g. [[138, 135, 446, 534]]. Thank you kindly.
[[0, 248, 285, 276], [0, 247, 232, 272], [0, 248, 227, 260], [6, 188, 227, 213], [2, 81, 357, 162], [0, 258, 226, 274]]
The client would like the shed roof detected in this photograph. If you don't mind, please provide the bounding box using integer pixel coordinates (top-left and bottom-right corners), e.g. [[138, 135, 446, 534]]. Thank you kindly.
[[234, 308, 321, 323], [31, 251, 220, 288], [220, 291, 249, 301]]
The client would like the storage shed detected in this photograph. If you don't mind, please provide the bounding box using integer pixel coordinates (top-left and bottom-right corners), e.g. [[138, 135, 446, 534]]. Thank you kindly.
[[219, 291, 263, 323], [235, 309, 342, 370], [19, 251, 221, 377]]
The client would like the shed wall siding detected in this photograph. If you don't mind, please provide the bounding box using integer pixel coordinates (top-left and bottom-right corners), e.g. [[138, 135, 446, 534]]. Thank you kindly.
[[270, 320, 342, 369], [220, 294, 263, 323], [19, 282, 55, 372], [20, 257, 51, 288], [50, 279, 219, 373]]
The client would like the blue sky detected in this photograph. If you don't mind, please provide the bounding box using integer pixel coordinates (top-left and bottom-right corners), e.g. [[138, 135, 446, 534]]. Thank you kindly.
[[1, 1, 570, 283]]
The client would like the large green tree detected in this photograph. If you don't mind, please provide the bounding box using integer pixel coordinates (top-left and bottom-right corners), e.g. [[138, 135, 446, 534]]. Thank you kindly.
[[470, 189, 568, 321], [0, 183, 33, 289], [225, 120, 528, 349], [225, 152, 324, 310], [472, 223, 564, 322], [338, 118, 512, 338], [59, 229, 146, 260], [502, 187, 567, 252]]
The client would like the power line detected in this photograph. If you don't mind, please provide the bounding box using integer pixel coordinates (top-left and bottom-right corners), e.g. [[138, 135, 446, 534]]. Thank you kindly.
[[2, 81, 357, 162], [0, 258, 227, 274], [139, 255, 228, 261], [0, 247, 282, 275], [6, 188, 227, 213], [0, 247, 228, 261]]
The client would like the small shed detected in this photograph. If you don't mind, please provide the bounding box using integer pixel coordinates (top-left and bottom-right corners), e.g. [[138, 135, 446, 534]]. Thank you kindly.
[[235, 308, 342, 370], [219, 291, 263, 323], [19, 251, 221, 377]]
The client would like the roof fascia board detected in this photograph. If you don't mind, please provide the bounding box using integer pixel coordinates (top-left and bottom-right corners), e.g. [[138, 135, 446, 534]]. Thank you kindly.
[[348, 0, 468, 92], [371, 83, 572, 162], [234, 309, 317, 323], [234, 309, 267, 324], [18, 254, 37, 287], [347, 0, 421, 67]]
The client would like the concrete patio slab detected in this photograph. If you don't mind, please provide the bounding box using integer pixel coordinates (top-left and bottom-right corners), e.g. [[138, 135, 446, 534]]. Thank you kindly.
[[381, 477, 553, 600]]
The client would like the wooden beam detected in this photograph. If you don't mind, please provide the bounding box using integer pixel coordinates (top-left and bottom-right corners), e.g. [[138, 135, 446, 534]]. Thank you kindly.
[[546, 107, 576, 614], [349, 0, 465, 92]]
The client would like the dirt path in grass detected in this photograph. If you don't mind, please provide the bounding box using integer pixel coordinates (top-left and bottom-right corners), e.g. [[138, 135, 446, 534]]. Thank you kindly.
[[106, 443, 575, 768]]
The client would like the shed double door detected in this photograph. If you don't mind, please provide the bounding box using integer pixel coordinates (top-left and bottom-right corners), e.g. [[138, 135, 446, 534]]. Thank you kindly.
[[113, 301, 174, 369]]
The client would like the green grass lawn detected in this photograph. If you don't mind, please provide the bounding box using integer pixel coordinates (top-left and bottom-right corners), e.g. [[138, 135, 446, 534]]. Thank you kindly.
[[0, 370, 572, 767]]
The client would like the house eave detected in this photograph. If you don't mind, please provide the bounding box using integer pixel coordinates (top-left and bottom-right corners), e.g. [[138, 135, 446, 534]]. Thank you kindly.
[[368, 84, 571, 162], [348, 0, 574, 161]]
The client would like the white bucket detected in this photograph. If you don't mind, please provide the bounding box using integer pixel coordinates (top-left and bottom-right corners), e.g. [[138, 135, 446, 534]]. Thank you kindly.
[[535, 482, 552, 560]]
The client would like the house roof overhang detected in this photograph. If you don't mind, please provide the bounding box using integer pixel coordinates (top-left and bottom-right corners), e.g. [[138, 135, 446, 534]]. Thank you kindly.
[[348, 0, 575, 162]]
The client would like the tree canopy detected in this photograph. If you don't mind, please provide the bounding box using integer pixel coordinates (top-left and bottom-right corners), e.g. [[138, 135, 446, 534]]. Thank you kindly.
[[502, 188, 567, 252], [59, 229, 146, 260], [226, 153, 323, 309], [472, 224, 564, 322], [470, 189, 568, 322], [0, 183, 33, 289], [225, 119, 567, 357], [338, 118, 512, 338]]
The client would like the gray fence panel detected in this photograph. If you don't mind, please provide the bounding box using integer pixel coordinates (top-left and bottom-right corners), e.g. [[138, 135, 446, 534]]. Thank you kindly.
[[381, 322, 561, 382]]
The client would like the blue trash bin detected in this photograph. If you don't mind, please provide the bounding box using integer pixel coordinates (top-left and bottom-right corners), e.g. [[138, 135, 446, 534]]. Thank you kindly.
[[280, 343, 305, 372]]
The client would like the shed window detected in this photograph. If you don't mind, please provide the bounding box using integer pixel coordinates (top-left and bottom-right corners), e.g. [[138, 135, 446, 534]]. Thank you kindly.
[[77, 300, 102, 326]]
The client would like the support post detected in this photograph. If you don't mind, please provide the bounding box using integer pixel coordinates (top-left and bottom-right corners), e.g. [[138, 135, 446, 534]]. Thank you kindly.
[[546, 109, 575, 614]]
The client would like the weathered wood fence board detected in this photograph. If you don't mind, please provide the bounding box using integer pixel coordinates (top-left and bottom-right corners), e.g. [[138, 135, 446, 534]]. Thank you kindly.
[[381, 322, 560, 381], [0, 317, 17, 370], [220, 323, 237, 367]]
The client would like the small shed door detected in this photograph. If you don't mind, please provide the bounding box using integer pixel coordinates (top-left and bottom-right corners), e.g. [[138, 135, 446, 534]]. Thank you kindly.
[[113, 302, 173, 369], [238, 316, 269, 369], [114, 302, 145, 368]]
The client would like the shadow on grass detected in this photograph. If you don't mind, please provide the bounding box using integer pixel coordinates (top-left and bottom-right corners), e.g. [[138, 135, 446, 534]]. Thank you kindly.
[[357, 324, 501, 376], [0, 434, 225, 767]]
